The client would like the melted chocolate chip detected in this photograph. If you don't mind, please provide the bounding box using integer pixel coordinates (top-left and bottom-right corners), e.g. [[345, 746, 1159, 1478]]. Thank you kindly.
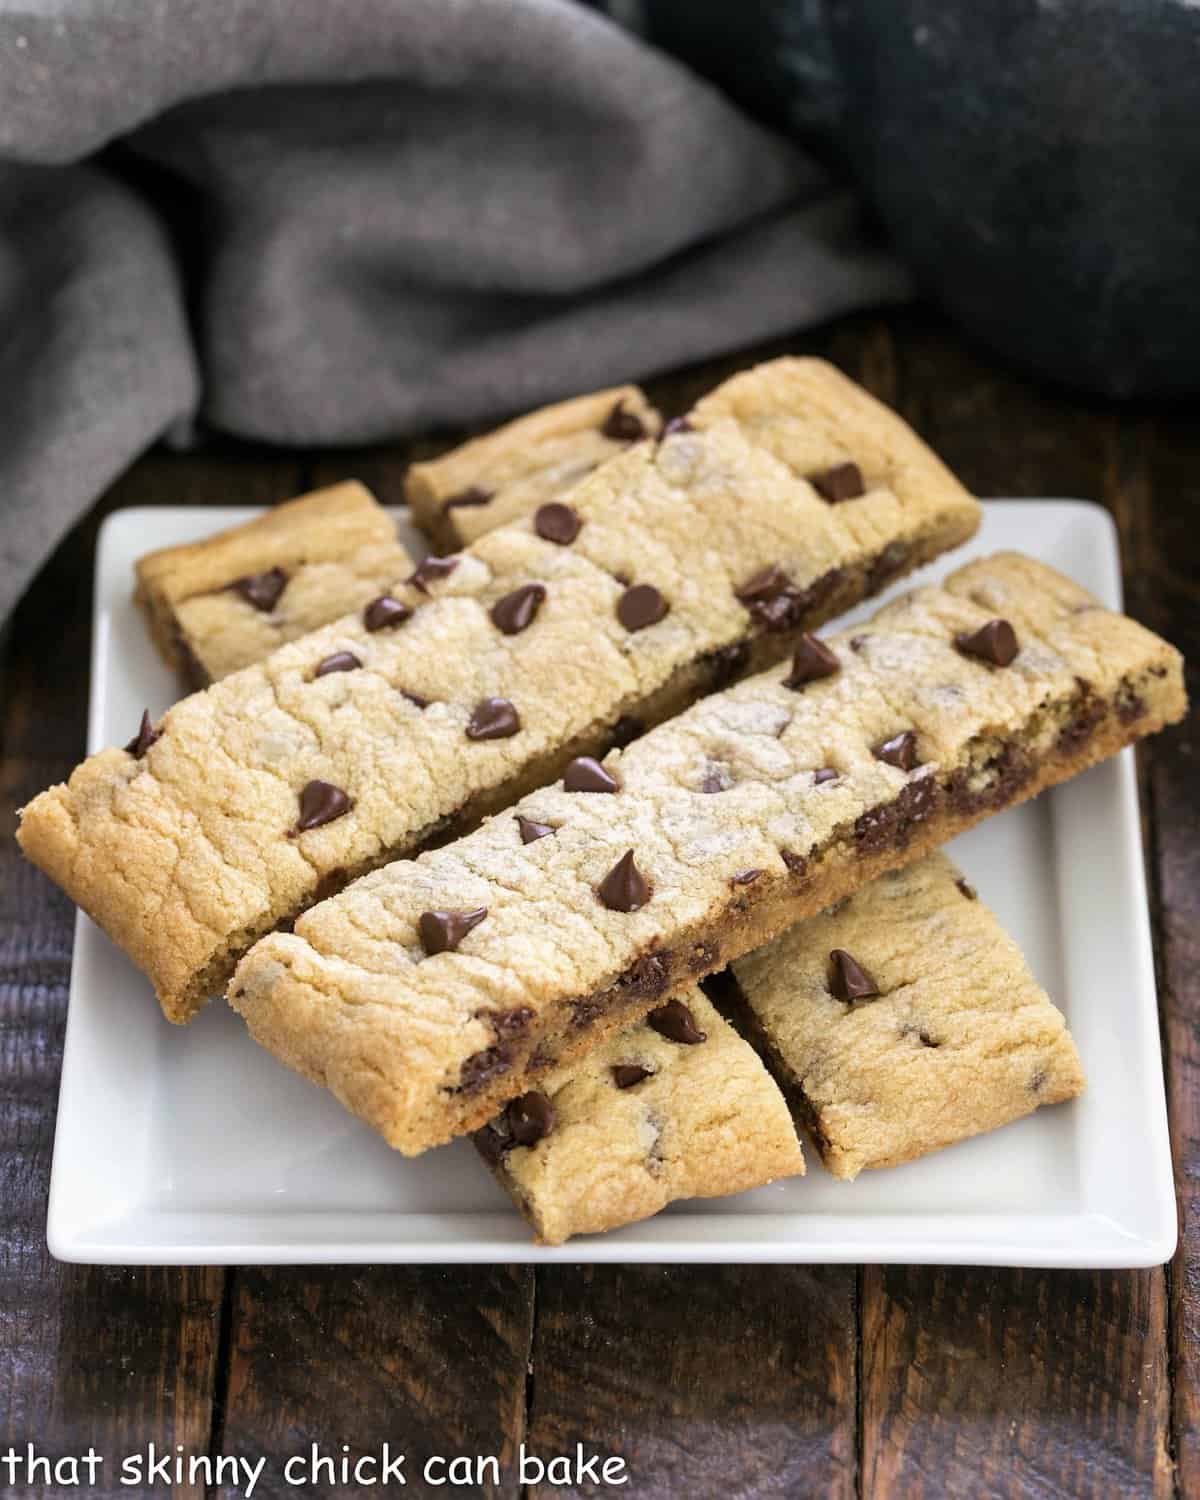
[[314, 651, 362, 677], [689, 941, 719, 973], [480, 1005, 534, 1041], [812, 767, 839, 785], [731, 868, 762, 885], [401, 689, 430, 709], [490, 582, 547, 635], [854, 777, 938, 853], [648, 999, 706, 1044], [597, 849, 650, 912], [783, 634, 840, 689], [702, 639, 751, 690], [534, 502, 581, 545], [458, 1046, 511, 1094], [516, 814, 556, 844], [419, 906, 488, 956], [1116, 682, 1147, 723], [810, 462, 865, 503], [441, 485, 494, 513], [955, 876, 978, 900], [866, 541, 910, 593], [874, 730, 919, 770], [363, 595, 411, 632], [608, 715, 644, 750], [466, 697, 520, 740], [507, 1091, 555, 1147], [564, 756, 618, 793], [625, 951, 673, 999], [473, 1123, 509, 1166], [601, 399, 646, 442], [294, 780, 352, 832], [407, 555, 459, 592], [955, 618, 1019, 667], [233, 566, 287, 612], [612, 1063, 652, 1089], [125, 709, 161, 758], [829, 948, 879, 1002], [617, 583, 669, 632], [781, 849, 809, 876]]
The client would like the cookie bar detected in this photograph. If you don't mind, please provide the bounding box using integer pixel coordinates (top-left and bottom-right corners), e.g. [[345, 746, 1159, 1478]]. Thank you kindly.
[[724, 852, 1084, 1178], [228, 553, 1183, 1155], [19, 417, 978, 1023], [405, 386, 663, 550], [474, 988, 804, 1244], [135, 481, 414, 683]]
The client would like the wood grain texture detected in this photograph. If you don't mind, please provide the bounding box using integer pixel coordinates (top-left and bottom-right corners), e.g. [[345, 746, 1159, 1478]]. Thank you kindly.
[[213, 1267, 533, 1499], [525, 1266, 857, 1500]]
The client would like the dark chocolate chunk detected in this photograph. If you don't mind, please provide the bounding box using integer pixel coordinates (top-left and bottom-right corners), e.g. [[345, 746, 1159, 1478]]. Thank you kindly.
[[294, 779, 352, 832], [735, 563, 844, 633], [516, 814, 556, 844], [418, 906, 488, 956], [597, 849, 650, 912], [564, 756, 618, 793], [648, 999, 707, 1045], [473, 1123, 509, 1166], [363, 594, 411, 632], [441, 485, 494, 513], [812, 767, 839, 785], [660, 415, 693, 439], [829, 948, 879, 1002], [466, 697, 520, 740], [601, 399, 646, 442], [534, 502, 581, 545], [407, 555, 459, 592], [617, 583, 669, 632], [874, 730, 919, 770], [125, 709, 161, 758], [233, 566, 287, 612], [506, 1090, 555, 1147], [783, 633, 840, 689], [731, 868, 762, 885], [956, 876, 978, 900], [490, 582, 547, 635], [736, 564, 791, 604], [612, 1064, 653, 1089], [955, 617, 1019, 667], [810, 462, 865, 503], [314, 651, 363, 677]]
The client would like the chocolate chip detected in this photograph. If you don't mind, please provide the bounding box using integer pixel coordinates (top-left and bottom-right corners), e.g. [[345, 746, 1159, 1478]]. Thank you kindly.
[[441, 485, 493, 513], [874, 730, 919, 770], [612, 1064, 653, 1089], [608, 715, 644, 750], [407, 555, 459, 592], [294, 780, 352, 832], [490, 583, 547, 635], [660, 415, 693, 439], [702, 639, 751, 690], [601, 399, 646, 442], [783, 634, 840, 689], [699, 767, 729, 794], [124, 709, 161, 758], [854, 777, 938, 853], [732, 868, 762, 885], [955, 618, 1019, 667], [813, 767, 839, 785], [617, 583, 669, 632], [736, 564, 791, 603], [418, 906, 488, 956], [734, 563, 843, 634], [466, 697, 520, 740], [956, 876, 978, 900], [233, 566, 287, 612], [597, 849, 650, 912], [363, 595, 411, 632], [781, 849, 808, 876], [473, 1123, 509, 1166], [480, 1005, 534, 1041], [401, 689, 429, 709], [534, 502, 581, 545], [866, 541, 910, 593], [507, 1090, 555, 1147], [314, 651, 362, 677], [811, 462, 865, 502], [625, 951, 673, 999], [564, 756, 618, 793], [648, 999, 706, 1044], [458, 1045, 511, 1094], [829, 948, 879, 1002], [517, 814, 556, 844]]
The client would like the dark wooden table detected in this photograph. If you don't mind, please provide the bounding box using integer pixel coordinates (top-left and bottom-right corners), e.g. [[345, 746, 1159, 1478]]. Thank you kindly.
[[2, 306, 1197, 1500]]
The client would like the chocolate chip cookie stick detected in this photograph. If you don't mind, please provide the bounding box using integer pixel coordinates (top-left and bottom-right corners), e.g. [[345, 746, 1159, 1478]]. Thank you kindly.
[[406, 385, 663, 550], [19, 413, 978, 1023], [724, 851, 1084, 1179], [135, 481, 414, 684], [474, 988, 805, 1245], [229, 553, 1184, 1156]]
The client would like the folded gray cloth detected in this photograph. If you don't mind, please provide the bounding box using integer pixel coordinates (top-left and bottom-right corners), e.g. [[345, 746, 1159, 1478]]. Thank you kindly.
[[0, 0, 907, 622]]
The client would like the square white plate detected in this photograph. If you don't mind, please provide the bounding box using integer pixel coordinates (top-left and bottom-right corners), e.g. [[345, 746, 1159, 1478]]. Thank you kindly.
[[45, 500, 1176, 1266]]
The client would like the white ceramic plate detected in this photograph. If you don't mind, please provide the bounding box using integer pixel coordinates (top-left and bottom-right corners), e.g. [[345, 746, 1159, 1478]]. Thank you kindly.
[[44, 500, 1176, 1266]]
